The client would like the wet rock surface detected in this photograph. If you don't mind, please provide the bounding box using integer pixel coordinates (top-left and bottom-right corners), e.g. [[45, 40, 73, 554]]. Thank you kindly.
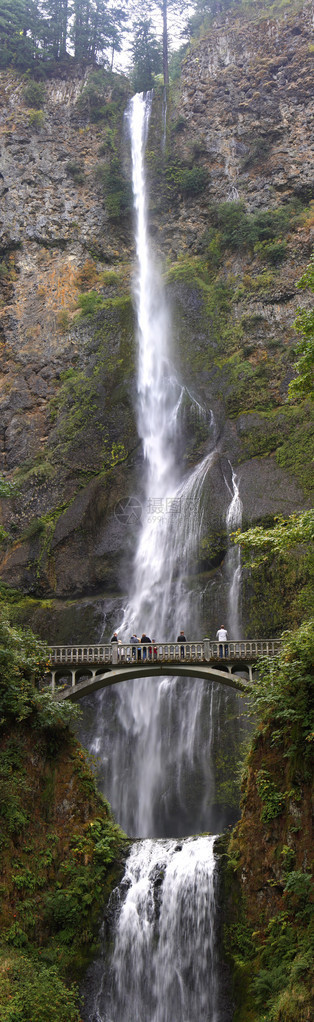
[[0, 3, 312, 635]]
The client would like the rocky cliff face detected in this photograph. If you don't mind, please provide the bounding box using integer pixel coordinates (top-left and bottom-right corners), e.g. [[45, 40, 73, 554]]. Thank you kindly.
[[0, 0, 312, 641]]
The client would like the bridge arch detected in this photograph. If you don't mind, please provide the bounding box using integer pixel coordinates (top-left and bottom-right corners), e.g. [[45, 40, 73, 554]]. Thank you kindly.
[[54, 662, 252, 702]]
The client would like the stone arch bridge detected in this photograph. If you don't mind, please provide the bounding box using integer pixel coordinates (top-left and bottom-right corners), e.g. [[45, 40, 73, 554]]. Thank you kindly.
[[45, 639, 281, 702]]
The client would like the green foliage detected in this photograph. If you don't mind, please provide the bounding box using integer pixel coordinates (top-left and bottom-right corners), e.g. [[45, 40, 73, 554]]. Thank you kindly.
[[65, 161, 85, 185], [77, 72, 128, 124], [131, 17, 162, 93], [0, 0, 127, 71], [233, 510, 314, 567], [251, 907, 314, 1021], [0, 608, 79, 731], [223, 617, 314, 1022], [77, 290, 105, 316], [179, 166, 207, 197], [283, 870, 312, 908], [256, 770, 287, 822], [254, 239, 287, 265], [23, 79, 46, 109], [208, 200, 299, 253], [0, 952, 81, 1022], [95, 158, 132, 220], [251, 620, 314, 775], [43, 815, 124, 946], [289, 253, 314, 400], [28, 109, 44, 130]]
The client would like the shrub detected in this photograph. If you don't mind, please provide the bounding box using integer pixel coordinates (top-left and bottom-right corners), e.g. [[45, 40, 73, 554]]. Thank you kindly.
[[0, 609, 79, 731], [255, 239, 287, 264], [28, 109, 44, 130], [95, 158, 132, 220], [23, 80, 45, 109], [0, 953, 81, 1022], [77, 291, 105, 316], [179, 166, 207, 197], [209, 200, 298, 252], [65, 161, 85, 185]]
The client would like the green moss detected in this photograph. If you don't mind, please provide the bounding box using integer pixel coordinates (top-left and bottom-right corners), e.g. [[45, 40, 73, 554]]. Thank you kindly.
[[276, 415, 314, 496], [236, 404, 314, 496], [0, 723, 126, 1016]]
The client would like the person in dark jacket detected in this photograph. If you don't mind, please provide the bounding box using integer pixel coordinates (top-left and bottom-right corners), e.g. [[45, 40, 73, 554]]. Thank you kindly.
[[177, 631, 186, 658], [111, 632, 118, 642], [141, 633, 151, 660]]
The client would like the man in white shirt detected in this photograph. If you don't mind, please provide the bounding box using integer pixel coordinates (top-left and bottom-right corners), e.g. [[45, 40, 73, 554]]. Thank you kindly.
[[216, 626, 228, 659]]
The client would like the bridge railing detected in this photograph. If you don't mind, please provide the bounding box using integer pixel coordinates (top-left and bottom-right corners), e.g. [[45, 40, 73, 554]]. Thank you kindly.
[[50, 645, 112, 664], [47, 639, 281, 667]]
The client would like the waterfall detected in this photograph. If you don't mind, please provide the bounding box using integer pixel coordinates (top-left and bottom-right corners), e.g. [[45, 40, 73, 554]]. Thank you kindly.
[[120, 91, 213, 639], [81, 91, 247, 839], [80, 90, 241, 1022], [225, 463, 243, 639], [84, 836, 223, 1022]]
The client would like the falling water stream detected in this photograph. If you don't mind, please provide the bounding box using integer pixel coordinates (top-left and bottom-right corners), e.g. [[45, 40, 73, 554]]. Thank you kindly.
[[82, 93, 242, 1021]]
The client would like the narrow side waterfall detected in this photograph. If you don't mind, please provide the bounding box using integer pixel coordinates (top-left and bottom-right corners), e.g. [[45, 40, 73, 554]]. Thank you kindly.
[[225, 464, 243, 639]]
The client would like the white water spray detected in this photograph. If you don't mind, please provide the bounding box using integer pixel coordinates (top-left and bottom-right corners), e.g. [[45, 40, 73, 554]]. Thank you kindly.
[[85, 93, 246, 840], [81, 92, 242, 1022], [225, 462, 243, 639], [85, 836, 220, 1022]]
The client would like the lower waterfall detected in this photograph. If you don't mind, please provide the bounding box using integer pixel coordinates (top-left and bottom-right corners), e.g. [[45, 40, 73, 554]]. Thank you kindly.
[[83, 836, 230, 1022]]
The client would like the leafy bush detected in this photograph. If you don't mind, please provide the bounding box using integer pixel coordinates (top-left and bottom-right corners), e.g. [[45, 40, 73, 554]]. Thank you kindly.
[[289, 254, 314, 400], [28, 109, 44, 130], [95, 158, 132, 220], [254, 239, 287, 264], [209, 200, 298, 252], [0, 952, 81, 1022], [256, 770, 286, 822], [0, 609, 79, 731], [179, 166, 207, 197], [77, 290, 105, 316], [65, 161, 85, 185], [23, 80, 46, 109]]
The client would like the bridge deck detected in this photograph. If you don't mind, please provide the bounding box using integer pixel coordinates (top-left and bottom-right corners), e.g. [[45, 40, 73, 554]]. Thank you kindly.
[[44, 639, 281, 701]]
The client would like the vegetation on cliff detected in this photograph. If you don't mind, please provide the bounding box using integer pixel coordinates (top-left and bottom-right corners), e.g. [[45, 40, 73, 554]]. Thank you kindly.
[[219, 497, 314, 1020], [221, 619, 313, 1022], [0, 609, 127, 1021]]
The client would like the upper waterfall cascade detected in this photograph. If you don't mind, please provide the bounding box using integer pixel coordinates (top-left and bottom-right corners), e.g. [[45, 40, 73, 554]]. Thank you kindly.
[[83, 91, 247, 841]]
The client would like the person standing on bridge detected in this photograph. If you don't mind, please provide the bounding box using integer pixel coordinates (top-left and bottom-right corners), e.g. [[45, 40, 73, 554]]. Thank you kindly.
[[177, 631, 186, 658], [130, 634, 138, 660], [216, 626, 228, 659], [141, 633, 151, 661]]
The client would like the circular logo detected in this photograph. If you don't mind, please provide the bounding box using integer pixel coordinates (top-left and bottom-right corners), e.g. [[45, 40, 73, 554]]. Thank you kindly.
[[114, 496, 143, 524]]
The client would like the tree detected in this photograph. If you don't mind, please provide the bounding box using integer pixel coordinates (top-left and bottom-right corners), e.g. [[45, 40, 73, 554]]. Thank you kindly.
[[43, 0, 70, 60], [232, 509, 314, 563], [129, 0, 188, 87], [289, 253, 314, 400], [0, 0, 40, 68], [71, 0, 127, 64], [131, 17, 162, 92]]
